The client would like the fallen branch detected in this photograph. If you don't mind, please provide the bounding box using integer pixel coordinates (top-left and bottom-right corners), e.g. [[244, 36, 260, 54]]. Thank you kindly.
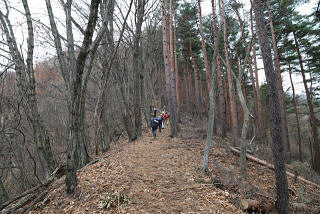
[[230, 146, 320, 188], [22, 189, 49, 213], [1, 193, 36, 214], [0, 165, 61, 211], [78, 153, 114, 171]]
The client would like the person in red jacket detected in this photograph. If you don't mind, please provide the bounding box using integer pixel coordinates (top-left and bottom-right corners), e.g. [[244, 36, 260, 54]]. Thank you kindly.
[[163, 112, 169, 127]]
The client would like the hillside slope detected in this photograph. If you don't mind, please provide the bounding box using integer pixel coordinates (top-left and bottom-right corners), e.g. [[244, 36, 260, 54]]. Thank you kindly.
[[14, 118, 320, 213]]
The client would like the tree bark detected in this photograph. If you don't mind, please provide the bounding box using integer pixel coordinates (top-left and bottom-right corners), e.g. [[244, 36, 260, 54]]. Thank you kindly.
[[211, 0, 226, 138], [249, 4, 265, 144], [45, 0, 101, 194], [183, 62, 190, 107], [169, 0, 179, 131], [292, 29, 319, 173], [163, 0, 178, 137], [288, 63, 303, 162], [174, 15, 180, 110], [203, 36, 218, 174], [190, 42, 201, 118], [267, 0, 291, 159], [133, 0, 146, 138], [198, 0, 211, 113], [253, 0, 290, 212], [220, 0, 239, 146], [220, 40, 253, 180], [234, 6, 259, 143]]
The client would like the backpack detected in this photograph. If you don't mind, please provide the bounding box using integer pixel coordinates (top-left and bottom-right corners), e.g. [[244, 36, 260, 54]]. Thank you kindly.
[[151, 118, 158, 128]]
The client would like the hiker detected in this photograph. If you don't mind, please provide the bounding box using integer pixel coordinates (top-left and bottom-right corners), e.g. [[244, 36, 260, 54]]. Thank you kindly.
[[163, 111, 169, 127], [157, 114, 163, 132], [153, 107, 157, 117], [150, 117, 159, 138]]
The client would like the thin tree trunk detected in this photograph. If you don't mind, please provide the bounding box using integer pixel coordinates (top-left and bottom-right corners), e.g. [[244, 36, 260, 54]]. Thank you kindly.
[[235, 6, 259, 142], [220, 0, 239, 146], [198, 0, 211, 113], [183, 62, 190, 107], [203, 36, 218, 174], [253, 0, 290, 212], [133, 0, 146, 138], [293, 29, 319, 173], [190, 42, 201, 118], [174, 15, 180, 109], [267, 0, 291, 158], [288, 63, 303, 162], [250, 4, 265, 144], [169, 0, 179, 134], [220, 38, 253, 180], [162, 0, 178, 137], [211, 0, 226, 138]]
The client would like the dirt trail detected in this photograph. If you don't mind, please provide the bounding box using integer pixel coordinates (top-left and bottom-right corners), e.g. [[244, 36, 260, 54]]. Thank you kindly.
[[33, 123, 241, 213]]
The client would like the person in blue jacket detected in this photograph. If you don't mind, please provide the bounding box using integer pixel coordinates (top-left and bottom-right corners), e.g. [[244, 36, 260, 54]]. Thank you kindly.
[[150, 117, 159, 138], [157, 114, 163, 133], [153, 107, 157, 117]]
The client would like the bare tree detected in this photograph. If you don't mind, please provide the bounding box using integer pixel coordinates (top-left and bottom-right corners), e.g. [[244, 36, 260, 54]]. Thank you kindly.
[[45, 0, 103, 193], [0, 0, 55, 178], [133, 0, 147, 138]]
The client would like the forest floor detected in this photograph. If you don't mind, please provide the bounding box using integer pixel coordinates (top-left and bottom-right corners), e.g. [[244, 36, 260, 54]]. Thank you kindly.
[[24, 117, 320, 213]]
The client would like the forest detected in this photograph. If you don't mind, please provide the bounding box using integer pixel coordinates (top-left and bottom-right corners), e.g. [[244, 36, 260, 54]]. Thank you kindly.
[[0, 0, 320, 213]]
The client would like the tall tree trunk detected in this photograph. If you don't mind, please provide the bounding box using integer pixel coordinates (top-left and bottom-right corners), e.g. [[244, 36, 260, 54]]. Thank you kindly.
[[190, 42, 201, 118], [235, 6, 260, 143], [174, 15, 180, 110], [253, 0, 290, 212], [187, 60, 194, 109], [293, 30, 319, 173], [198, 0, 211, 113], [77, 94, 90, 168], [211, 0, 226, 138], [267, 0, 291, 159], [250, 4, 265, 143], [288, 63, 303, 162], [162, 0, 178, 137], [133, 0, 146, 138], [220, 0, 239, 146], [203, 36, 218, 173], [220, 38, 253, 181], [183, 62, 190, 107], [169, 0, 179, 132]]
